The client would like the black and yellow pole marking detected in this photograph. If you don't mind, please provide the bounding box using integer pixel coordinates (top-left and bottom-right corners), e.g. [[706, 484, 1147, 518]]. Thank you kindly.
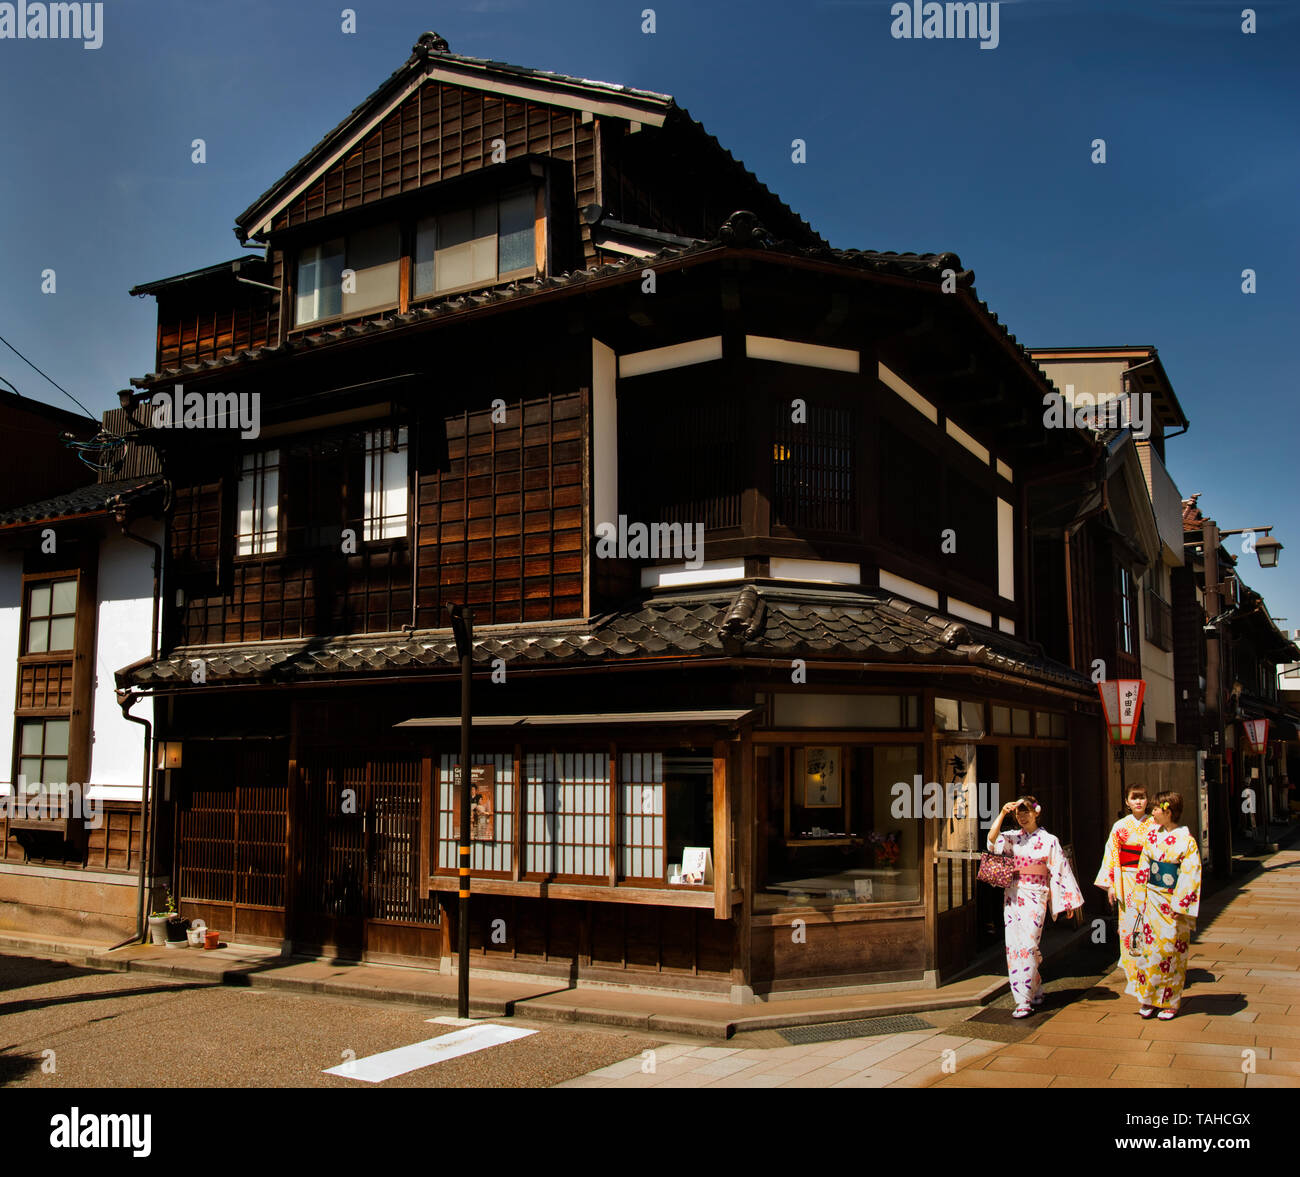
[[450, 602, 474, 1020]]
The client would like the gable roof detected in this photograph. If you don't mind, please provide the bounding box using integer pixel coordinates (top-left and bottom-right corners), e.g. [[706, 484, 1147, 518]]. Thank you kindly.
[[233, 31, 820, 250], [235, 32, 675, 242]]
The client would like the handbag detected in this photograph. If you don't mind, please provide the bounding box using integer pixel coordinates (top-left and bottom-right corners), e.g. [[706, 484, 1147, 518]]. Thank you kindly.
[[977, 851, 1015, 888]]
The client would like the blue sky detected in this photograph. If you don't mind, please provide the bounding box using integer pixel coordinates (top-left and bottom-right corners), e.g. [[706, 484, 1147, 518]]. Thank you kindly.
[[2, 0, 1297, 636]]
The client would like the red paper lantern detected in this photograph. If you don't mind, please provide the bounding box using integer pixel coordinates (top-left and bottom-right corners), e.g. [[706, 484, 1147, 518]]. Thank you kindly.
[[1098, 679, 1146, 745]]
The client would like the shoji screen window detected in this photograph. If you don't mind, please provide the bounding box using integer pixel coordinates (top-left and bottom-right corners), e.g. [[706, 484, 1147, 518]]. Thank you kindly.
[[236, 450, 280, 556], [363, 427, 409, 540], [525, 752, 609, 880]]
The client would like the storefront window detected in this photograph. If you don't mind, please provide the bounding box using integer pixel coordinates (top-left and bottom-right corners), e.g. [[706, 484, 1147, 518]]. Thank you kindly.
[[773, 693, 919, 729], [620, 750, 714, 885], [757, 744, 921, 911], [935, 698, 985, 736]]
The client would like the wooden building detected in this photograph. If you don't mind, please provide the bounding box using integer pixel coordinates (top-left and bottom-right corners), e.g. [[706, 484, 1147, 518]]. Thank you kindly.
[[117, 33, 1114, 998], [0, 399, 163, 940]]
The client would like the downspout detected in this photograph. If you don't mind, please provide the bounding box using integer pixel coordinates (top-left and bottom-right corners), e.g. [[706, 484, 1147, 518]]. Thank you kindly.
[[110, 690, 153, 949], [106, 500, 164, 949]]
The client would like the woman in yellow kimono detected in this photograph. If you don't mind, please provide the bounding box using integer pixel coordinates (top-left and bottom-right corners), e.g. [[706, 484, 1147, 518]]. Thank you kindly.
[[1131, 789, 1202, 1020], [1094, 784, 1153, 994]]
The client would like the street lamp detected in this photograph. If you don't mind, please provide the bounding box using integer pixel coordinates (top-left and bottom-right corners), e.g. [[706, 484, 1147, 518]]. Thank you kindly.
[[1218, 526, 1283, 571], [1255, 535, 1283, 569]]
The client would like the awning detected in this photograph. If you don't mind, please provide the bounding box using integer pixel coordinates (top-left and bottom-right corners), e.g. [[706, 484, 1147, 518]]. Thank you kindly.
[[395, 709, 755, 729]]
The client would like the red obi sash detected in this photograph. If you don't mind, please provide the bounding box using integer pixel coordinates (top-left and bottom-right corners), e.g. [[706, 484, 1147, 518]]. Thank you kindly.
[[1118, 843, 1143, 869]]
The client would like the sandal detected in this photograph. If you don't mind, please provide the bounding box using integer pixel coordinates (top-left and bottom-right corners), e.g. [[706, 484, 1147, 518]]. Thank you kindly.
[[1139, 1005, 1154, 1018], [1157, 1007, 1177, 1020], [1012, 1005, 1033, 1018]]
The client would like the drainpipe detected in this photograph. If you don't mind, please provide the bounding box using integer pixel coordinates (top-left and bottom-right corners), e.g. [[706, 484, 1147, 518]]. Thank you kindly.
[[110, 689, 153, 949], [106, 502, 164, 948]]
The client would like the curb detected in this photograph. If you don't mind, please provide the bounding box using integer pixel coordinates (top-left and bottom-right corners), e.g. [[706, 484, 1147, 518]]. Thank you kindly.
[[2, 922, 1098, 1040]]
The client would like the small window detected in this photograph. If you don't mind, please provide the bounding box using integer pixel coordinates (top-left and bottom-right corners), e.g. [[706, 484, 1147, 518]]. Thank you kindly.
[[25, 578, 77, 654], [991, 705, 1011, 735], [413, 187, 537, 299], [363, 427, 409, 540], [296, 224, 399, 326], [236, 450, 280, 556], [1036, 711, 1052, 737], [1051, 713, 1067, 739], [18, 718, 70, 787], [1011, 708, 1031, 735], [935, 697, 959, 732]]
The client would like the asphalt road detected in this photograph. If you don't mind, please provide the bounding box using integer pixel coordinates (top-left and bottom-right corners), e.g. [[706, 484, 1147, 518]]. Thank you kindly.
[[0, 953, 661, 1089]]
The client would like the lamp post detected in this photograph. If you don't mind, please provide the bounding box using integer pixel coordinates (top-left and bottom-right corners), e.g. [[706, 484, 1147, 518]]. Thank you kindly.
[[448, 603, 474, 1020], [1218, 526, 1284, 571]]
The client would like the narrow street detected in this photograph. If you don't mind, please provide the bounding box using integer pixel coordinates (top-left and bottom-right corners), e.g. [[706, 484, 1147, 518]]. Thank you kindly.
[[1, 846, 1295, 1091]]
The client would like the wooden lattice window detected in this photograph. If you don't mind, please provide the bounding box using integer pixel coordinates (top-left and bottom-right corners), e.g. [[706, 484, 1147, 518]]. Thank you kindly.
[[524, 752, 609, 880], [619, 752, 665, 883], [772, 402, 858, 533]]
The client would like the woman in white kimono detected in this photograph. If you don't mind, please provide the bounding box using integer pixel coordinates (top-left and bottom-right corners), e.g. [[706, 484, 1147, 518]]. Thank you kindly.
[[987, 796, 1085, 1017]]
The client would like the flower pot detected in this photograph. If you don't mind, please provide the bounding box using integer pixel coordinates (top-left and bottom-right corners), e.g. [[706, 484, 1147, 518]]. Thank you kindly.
[[147, 915, 168, 945], [165, 916, 189, 944], [203, 930, 220, 950]]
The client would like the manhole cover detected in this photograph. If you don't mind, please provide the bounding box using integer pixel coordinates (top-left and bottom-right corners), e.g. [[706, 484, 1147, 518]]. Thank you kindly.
[[779, 1014, 933, 1045]]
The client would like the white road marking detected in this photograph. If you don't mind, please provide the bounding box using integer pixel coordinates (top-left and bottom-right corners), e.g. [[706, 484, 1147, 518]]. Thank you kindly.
[[324, 1024, 537, 1083]]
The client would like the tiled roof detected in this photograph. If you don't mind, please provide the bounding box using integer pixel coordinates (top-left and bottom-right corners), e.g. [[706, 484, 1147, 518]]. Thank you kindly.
[[119, 583, 1091, 694], [0, 477, 165, 528], [134, 211, 1010, 387]]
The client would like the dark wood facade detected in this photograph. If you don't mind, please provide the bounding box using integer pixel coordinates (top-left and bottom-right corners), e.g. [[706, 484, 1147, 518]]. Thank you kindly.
[[117, 36, 1121, 994]]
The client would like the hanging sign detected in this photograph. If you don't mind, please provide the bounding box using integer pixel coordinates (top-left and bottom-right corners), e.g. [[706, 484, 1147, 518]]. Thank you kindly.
[[1097, 679, 1146, 745], [1243, 719, 1270, 755]]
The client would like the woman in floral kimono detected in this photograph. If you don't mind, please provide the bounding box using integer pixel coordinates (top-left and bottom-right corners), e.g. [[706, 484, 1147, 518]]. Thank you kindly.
[[1094, 784, 1153, 994], [987, 796, 1085, 1017], [1130, 789, 1202, 1019]]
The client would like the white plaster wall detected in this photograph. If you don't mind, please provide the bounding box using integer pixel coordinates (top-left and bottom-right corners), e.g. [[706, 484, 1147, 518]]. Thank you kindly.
[[0, 554, 21, 795], [89, 526, 158, 797]]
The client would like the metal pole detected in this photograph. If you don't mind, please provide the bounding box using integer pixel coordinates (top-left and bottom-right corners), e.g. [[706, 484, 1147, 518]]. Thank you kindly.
[[449, 604, 473, 1020]]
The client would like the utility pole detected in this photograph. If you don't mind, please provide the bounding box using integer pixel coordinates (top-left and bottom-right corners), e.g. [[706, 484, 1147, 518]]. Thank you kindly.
[[448, 603, 474, 1019]]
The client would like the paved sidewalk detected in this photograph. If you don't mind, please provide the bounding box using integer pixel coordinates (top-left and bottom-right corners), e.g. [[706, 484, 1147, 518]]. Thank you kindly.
[[0, 921, 1085, 1040], [557, 845, 1300, 1088]]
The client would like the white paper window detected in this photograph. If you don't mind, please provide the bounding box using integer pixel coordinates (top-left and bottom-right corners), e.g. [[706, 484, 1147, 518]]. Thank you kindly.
[[619, 752, 665, 881], [437, 753, 514, 873], [525, 752, 609, 878], [363, 427, 408, 540], [236, 449, 280, 556]]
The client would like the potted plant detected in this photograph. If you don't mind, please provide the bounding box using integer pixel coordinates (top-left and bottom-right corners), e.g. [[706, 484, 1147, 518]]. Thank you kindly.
[[149, 890, 189, 946]]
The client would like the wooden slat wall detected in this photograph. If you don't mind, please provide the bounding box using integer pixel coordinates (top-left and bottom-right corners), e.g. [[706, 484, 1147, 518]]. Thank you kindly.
[[156, 287, 276, 372], [416, 389, 584, 627], [274, 83, 598, 263], [173, 389, 582, 643]]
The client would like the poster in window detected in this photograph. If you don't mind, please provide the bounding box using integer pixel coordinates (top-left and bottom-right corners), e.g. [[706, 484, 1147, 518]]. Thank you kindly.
[[802, 746, 841, 808], [450, 764, 495, 841]]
